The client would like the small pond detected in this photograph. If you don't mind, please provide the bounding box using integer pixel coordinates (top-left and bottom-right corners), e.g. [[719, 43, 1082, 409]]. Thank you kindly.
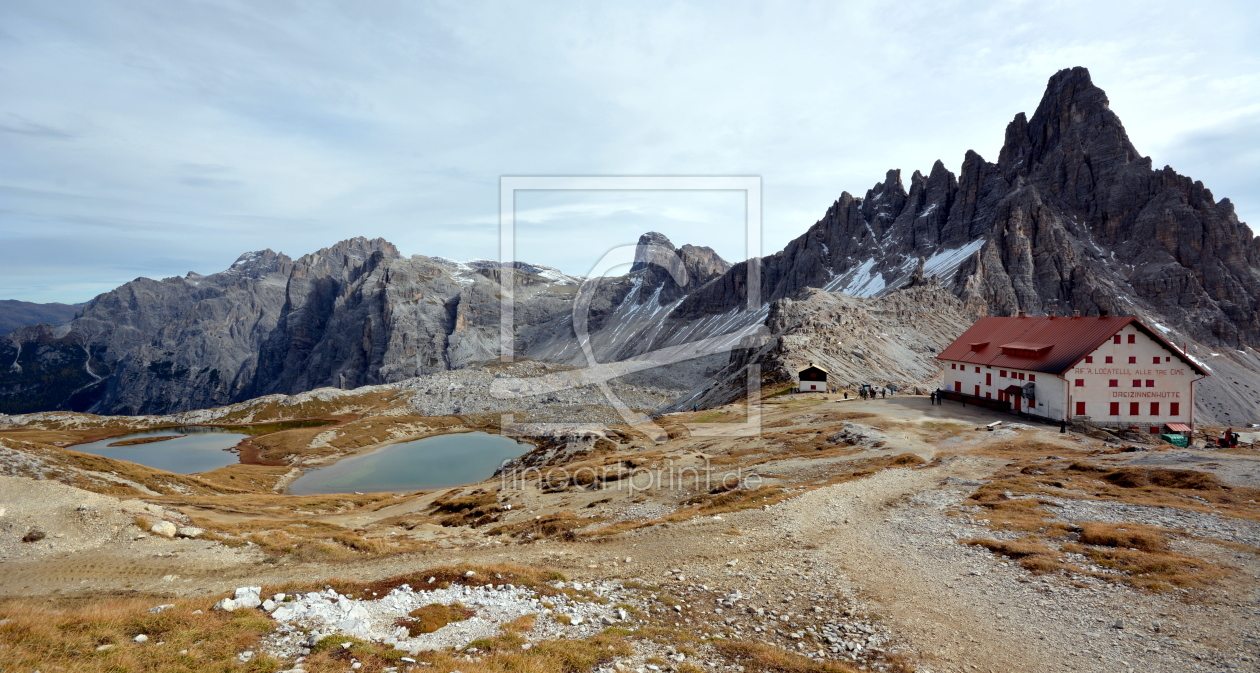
[[69, 426, 250, 474], [288, 432, 532, 495], [68, 420, 336, 475]]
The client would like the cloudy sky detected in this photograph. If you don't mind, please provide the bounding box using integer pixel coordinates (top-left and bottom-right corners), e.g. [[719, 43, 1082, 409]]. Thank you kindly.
[[2, 1, 1257, 303]]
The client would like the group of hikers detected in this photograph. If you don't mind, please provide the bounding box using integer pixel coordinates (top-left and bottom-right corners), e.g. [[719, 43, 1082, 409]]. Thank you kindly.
[[850, 384, 893, 400]]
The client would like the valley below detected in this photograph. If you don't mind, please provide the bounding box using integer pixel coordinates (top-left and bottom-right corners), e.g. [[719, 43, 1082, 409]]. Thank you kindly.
[[1, 380, 1257, 673]]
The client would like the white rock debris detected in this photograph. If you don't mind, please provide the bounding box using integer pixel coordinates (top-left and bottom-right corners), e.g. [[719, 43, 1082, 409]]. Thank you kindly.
[[245, 580, 638, 660]]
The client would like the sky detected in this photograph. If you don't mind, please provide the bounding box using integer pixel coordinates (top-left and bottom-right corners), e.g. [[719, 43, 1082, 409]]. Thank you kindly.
[[1, 1, 1258, 303]]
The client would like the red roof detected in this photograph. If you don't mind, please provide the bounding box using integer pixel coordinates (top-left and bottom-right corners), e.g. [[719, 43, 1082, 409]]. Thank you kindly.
[[1165, 423, 1192, 433], [936, 316, 1208, 376]]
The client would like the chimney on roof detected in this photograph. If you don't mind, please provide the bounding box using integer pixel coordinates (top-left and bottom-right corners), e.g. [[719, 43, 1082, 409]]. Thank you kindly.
[[1073, 309, 1080, 317], [1016, 310, 1026, 317]]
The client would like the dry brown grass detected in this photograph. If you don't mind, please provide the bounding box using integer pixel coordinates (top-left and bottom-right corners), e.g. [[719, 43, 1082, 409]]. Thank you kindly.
[[192, 518, 428, 562], [210, 390, 409, 424], [428, 488, 504, 527], [320, 563, 568, 599], [0, 559, 613, 673], [156, 490, 410, 521], [1061, 543, 1229, 590], [687, 408, 748, 424], [1006, 459, 1260, 523], [1077, 522, 1170, 552], [106, 434, 184, 447], [396, 602, 475, 636], [0, 427, 133, 447], [951, 438, 1080, 460], [488, 510, 598, 540], [964, 537, 1071, 575], [591, 453, 926, 538], [714, 639, 864, 672], [0, 594, 282, 672], [1102, 467, 1222, 490], [193, 463, 294, 492], [957, 451, 1255, 591]]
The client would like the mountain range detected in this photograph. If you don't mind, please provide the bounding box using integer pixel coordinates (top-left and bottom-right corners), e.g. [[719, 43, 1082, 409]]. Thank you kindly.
[[0, 300, 79, 336], [2, 67, 1258, 424]]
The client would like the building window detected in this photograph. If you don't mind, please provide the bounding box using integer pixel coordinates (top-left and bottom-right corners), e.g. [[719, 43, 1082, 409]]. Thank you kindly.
[[1146, 380, 1155, 388], [1130, 402, 1140, 415], [1017, 372, 1025, 380], [1152, 356, 1160, 364], [999, 370, 1006, 377], [1165, 357, 1170, 362], [1105, 356, 1113, 363], [975, 385, 980, 396], [986, 393, 992, 399], [1128, 356, 1136, 364], [1151, 402, 1160, 415], [1109, 379, 1118, 387], [1075, 379, 1085, 387], [1075, 402, 1086, 416], [1085, 356, 1094, 363], [1170, 402, 1180, 416], [955, 381, 961, 392], [985, 373, 991, 386], [1132, 379, 1142, 387], [1113, 335, 1121, 344], [1128, 334, 1136, 344], [1028, 374, 1035, 381], [951, 363, 956, 370], [1150, 426, 1159, 434], [975, 367, 980, 373], [1110, 402, 1120, 415]]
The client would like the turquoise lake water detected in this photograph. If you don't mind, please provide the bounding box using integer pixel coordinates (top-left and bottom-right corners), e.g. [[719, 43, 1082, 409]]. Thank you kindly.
[[287, 432, 531, 495], [67, 420, 335, 474], [68, 426, 250, 474]]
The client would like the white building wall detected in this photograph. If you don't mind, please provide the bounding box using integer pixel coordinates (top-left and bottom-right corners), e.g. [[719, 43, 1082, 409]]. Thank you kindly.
[[1064, 324, 1197, 431], [940, 323, 1199, 429], [940, 360, 1059, 419], [798, 380, 825, 392]]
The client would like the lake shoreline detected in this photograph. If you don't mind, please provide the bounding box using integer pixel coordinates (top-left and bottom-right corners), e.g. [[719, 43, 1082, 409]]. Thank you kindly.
[[286, 431, 533, 496]]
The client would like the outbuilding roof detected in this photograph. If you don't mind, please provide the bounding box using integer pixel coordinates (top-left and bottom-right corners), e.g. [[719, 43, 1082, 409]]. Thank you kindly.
[[936, 316, 1207, 376]]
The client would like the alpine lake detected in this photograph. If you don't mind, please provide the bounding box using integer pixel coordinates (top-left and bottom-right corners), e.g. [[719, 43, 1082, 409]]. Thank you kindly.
[[69, 423, 531, 493]]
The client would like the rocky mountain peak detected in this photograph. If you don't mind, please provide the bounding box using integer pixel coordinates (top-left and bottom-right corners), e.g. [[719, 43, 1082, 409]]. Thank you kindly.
[[630, 231, 677, 273], [294, 237, 402, 267], [224, 249, 290, 279], [999, 66, 1142, 183], [628, 232, 731, 305], [861, 169, 909, 230], [677, 244, 732, 283]]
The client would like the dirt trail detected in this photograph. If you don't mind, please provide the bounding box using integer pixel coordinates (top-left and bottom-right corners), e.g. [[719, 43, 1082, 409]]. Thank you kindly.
[[770, 459, 1054, 673]]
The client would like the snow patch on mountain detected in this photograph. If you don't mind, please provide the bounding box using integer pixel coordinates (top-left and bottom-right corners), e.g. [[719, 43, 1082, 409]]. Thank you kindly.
[[922, 240, 984, 280]]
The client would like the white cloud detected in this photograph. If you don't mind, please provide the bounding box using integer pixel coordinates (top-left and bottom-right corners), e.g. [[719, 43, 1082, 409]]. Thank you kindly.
[[0, 0, 1256, 302]]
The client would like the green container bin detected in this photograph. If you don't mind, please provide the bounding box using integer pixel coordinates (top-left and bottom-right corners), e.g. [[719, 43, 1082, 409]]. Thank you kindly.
[[1160, 433, 1188, 447]]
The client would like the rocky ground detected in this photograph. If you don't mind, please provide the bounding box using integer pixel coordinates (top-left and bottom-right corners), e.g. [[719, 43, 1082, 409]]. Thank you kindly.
[[0, 394, 1257, 673]]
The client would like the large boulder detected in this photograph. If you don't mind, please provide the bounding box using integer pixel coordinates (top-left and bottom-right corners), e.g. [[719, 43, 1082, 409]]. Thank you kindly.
[[149, 521, 177, 538]]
